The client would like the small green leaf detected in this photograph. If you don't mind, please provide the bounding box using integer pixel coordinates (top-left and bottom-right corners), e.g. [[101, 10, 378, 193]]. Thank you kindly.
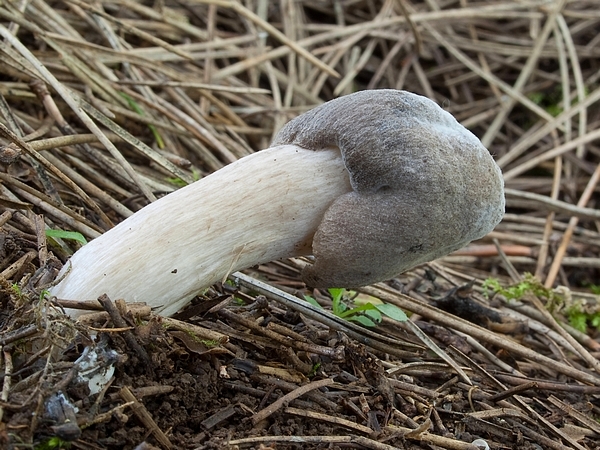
[[333, 300, 348, 316], [303, 295, 322, 308], [35, 436, 70, 450], [167, 169, 200, 187], [338, 303, 376, 318], [309, 362, 321, 377], [568, 311, 588, 333], [348, 315, 377, 327], [11, 283, 21, 296], [166, 177, 188, 187], [365, 308, 382, 324], [375, 303, 408, 322], [328, 287, 344, 303], [328, 287, 346, 316], [45, 229, 87, 245], [120, 92, 164, 148], [587, 284, 600, 295]]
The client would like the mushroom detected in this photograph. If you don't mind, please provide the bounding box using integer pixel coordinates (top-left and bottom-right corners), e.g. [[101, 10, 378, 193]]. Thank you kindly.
[[50, 90, 504, 317]]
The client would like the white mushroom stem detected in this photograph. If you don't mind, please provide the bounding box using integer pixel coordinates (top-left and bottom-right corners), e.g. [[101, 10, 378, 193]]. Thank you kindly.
[[51, 145, 351, 317]]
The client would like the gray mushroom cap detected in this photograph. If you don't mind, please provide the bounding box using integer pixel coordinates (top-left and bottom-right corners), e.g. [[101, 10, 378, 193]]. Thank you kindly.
[[271, 89, 505, 288]]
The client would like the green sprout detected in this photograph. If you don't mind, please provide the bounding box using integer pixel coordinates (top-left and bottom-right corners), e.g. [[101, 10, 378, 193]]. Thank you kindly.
[[305, 288, 407, 327], [181, 328, 220, 347], [586, 284, 600, 296], [35, 436, 71, 450], [119, 92, 164, 148], [308, 361, 322, 377], [166, 168, 201, 188], [528, 86, 590, 119], [564, 306, 600, 333], [11, 283, 23, 298], [482, 273, 555, 302], [528, 90, 563, 117], [45, 229, 87, 245]]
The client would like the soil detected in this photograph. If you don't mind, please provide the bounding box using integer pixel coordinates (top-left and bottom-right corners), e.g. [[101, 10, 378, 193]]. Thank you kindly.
[[1, 262, 599, 449]]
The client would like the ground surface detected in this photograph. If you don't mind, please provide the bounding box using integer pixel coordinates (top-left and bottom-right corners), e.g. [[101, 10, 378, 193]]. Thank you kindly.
[[1, 1, 600, 449], [2, 260, 600, 450]]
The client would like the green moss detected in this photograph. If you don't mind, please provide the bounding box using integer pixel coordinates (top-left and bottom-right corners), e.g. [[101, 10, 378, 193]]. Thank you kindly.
[[482, 273, 555, 302], [483, 274, 600, 333]]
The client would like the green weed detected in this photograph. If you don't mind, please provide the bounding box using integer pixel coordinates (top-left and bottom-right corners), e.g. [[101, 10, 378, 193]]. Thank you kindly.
[[305, 288, 407, 327], [119, 92, 164, 148], [482, 273, 555, 302], [35, 437, 71, 450], [45, 229, 87, 245], [483, 274, 600, 333], [166, 168, 201, 187]]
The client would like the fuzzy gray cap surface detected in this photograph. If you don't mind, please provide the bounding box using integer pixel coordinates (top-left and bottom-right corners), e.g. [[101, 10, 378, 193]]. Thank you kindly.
[[272, 89, 505, 287]]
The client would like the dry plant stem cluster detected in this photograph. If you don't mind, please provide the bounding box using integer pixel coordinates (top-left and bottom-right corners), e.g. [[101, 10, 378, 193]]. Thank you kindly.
[[0, 0, 595, 281], [0, 1, 599, 449]]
